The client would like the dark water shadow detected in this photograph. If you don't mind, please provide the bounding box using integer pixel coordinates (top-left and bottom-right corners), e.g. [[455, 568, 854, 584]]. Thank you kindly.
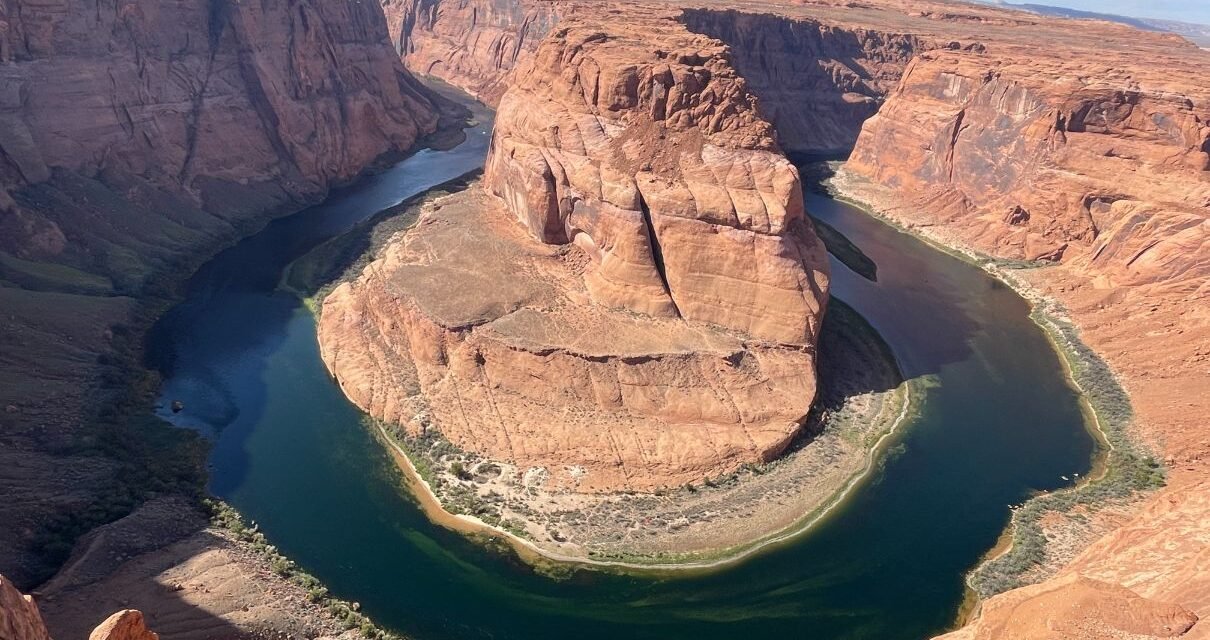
[[785, 297, 903, 457], [794, 163, 981, 379]]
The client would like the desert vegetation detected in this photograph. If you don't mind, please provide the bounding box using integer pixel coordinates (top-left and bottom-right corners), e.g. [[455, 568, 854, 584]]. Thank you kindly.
[[207, 500, 402, 639], [968, 297, 1164, 597]]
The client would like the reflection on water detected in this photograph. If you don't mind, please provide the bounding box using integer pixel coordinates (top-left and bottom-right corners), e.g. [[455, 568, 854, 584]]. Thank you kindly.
[[148, 99, 1094, 639]]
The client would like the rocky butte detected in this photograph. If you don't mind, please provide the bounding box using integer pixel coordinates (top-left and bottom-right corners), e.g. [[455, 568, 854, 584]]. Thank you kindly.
[[372, 0, 1208, 635], [319, 12, 832, 496]]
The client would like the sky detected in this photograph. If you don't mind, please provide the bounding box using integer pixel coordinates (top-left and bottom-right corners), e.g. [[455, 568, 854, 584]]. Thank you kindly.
[[1009, 0, 1210, 25]]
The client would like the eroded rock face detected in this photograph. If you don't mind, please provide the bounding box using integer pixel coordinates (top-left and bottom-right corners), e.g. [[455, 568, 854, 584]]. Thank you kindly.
[[678, 9, 922, 153], [845, 45, 1210, 285], [320, 188, 821, 492], [385, 0, 924, 154], [0, 0, 442, 257], [484, 16, 830, 345], [0, 575, 51, 640], [822, 7, 1210, 638], [382, 0, 563, 104], [321, 15, 829, 492], [382, 2, 1210, 634], [0, 0, 445, 594]]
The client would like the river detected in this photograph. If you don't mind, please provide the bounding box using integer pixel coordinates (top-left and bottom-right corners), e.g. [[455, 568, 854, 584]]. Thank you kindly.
[[147, 97, 1095, 639]]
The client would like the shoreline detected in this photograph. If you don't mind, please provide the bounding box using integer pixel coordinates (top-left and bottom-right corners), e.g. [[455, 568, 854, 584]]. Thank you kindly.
[[367, 379, 918, 573], [828, 169, 1164, 629], [304, 181, 921, 573], [22, 92, 482, 638]]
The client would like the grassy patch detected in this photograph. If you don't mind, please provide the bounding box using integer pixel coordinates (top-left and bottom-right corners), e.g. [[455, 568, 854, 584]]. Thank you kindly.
[[369, 416, 522, 539], [815, 172, 1164, 599], [0, 251, 114, 295], [29, 310, 210, 573]]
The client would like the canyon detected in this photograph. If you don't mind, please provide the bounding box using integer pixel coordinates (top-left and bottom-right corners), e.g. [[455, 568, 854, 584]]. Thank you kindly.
[[0, 0, 1205, 638], [0, 0, 452, 636], [379, 0, 1208, 635]]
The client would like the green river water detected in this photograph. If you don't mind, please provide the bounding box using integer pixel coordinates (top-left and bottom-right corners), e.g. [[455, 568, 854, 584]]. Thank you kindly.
[[149, 100, 1095, 639]]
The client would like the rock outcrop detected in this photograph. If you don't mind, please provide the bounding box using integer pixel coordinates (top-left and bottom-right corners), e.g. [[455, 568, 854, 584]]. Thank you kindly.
[[485, 16, 829, 343], [1, 575, 51, 640], [1, 575, 159, 640], [0, 0, 440, 199], [812, 3, 1210, 638], [321, 188, 824, 492], [320, 14, 830, 492], [382, 0, 1210, 634], [385, 0, 925, 152], [87, 611, 158, 640], [0, 0, 443, 255], [938, 574, 1198, 640], [845, 45, 1210, 276], [678, 9, 922, 152], [940, 480, 1209, 639]]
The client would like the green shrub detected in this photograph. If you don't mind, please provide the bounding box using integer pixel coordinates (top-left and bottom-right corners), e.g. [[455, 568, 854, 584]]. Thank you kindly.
[[968, 300, 1166, 598]]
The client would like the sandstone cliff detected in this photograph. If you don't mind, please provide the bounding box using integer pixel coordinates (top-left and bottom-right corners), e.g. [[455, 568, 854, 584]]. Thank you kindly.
[[385, 0, 926, 152], [820, 4, 1210, 638], [0, 0, 442, 260], [320, 14, 830, 493], [383, 0, 562, 103], [678, 8, 922, 152], [0, 0, 446, 593], [845, 44, 1210, 273], [484, 16, 829, 343], [383, 0, 1210, 634]]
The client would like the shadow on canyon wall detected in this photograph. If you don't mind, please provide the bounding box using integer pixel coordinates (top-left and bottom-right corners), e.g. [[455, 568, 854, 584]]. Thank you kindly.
[[679, 9, 920, 154]]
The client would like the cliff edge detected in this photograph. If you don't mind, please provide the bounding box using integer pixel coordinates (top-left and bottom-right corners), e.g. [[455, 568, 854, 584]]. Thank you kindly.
[[320, 14, 829, 500]]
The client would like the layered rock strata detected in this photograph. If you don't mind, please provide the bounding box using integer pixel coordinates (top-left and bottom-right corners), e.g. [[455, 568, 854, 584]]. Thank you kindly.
[[321, 188, 824, 492], [939, 573, 1199, 640], [825, 9, 1210, 636], [0, 0, 445, 592], [385, 0, 1210, 633], [383, 0, 563, 103], [484, 16, 829, 344], [845, 46, 1210, 274], [0, 0, 440, 199], [321, 16, 830, 492], [385, 0, 926, 153], [678, 9, 922, 152]]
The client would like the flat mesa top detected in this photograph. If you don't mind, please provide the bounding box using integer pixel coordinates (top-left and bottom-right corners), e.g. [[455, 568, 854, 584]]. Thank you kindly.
[[382, 186, 747, 358]]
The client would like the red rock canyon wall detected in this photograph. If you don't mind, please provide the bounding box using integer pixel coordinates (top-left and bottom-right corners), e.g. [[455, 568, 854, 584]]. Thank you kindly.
[[385, 0, 1209, 634], [0, 0, 444, 590], [382, 0, 562, 103]]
